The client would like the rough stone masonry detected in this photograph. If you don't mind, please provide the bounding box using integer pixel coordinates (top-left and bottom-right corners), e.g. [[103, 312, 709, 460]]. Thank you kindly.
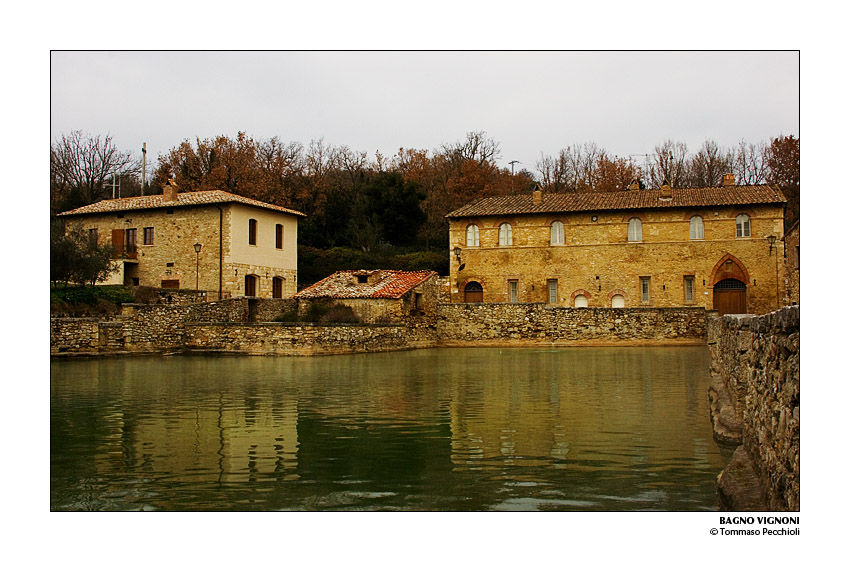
[[708, 306, 800, 511]]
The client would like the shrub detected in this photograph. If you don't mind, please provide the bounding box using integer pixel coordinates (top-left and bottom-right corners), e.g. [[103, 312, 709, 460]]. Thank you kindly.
[[49, 284, 134, 317]]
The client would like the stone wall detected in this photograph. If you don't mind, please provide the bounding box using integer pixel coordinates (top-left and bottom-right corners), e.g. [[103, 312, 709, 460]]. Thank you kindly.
[[50, 318, 99, 354], [185, 322, 438, 356], [437, 303, 708, 345], [51, 299, 710, 356], [708, 306, 800, 511]]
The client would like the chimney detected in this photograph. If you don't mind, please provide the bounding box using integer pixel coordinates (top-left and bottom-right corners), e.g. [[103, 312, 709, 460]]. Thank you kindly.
[[660, 179, 672, 199], [628, 179, 640, 191], [722, 173, 735, 187], [163, 178, 179, 202], [533, 185, 543, 205]]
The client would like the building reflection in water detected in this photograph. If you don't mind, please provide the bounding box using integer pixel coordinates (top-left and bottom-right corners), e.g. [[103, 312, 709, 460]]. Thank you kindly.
[[52, 347, 726, 511]]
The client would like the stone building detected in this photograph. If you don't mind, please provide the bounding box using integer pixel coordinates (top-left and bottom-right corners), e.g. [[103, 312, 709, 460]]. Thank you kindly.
[[445, 176, 788, 315], [294, 270, 439, 323], [782, 220, 800, 306], [58, 181, 305, 299]]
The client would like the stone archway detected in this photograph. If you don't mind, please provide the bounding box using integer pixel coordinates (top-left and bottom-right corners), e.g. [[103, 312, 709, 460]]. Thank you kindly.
[[710, 254, 750, 315]]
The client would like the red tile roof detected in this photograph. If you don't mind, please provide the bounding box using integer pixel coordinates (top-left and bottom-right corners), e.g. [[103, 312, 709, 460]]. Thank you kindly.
[[57, 190, 306, 217], [445, 185, 786, 218], [295, 270, 437, 300]]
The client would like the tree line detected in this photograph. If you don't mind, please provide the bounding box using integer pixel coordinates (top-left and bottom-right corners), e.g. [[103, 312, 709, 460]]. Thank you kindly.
[[51, 130, 800, 258]]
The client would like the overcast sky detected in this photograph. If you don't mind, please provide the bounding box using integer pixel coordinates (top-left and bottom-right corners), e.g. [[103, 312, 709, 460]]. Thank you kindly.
[[50, 51, 798, 176]]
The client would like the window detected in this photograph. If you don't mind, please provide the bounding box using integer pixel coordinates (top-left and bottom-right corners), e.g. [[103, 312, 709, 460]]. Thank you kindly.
[[628, 218, 642, 242], [611, 295, 625, 308], [689, 216, 704, 240], [143, 227, 154, 245], [499, 223, 513, 246], [466, 224, 480, 247], [125, 228, 137, 252], [684, 276, 695, 302], [547, 279, 558, 304], [272, 277, 283, 299], [550, 221, 564, 245], [357, 274, 369, 284], [248, 219, 258, 245], [276, 224, 284, 249], [640, 277, 651, 304], [245, 275, 257, 297], [88, 228, 98, 245], [574, 295, 588, 308], [736, 214, 750, 238], [508, 280, 518, 303]]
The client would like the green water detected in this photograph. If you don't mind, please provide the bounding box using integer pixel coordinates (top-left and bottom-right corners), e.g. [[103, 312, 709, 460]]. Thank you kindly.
[[50, 346, 731, 511]]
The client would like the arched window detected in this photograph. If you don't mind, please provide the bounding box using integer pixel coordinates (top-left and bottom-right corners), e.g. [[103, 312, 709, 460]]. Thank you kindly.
[[628, 218, 642, 242], [499, 223, 513, 246], [550, 221, 564, 245], [611, 295, 625, 308], [736, 214, 751, 238], [466, 224, 479, 247], [574, 295, 588, 308], [689, 216, 704, 240]]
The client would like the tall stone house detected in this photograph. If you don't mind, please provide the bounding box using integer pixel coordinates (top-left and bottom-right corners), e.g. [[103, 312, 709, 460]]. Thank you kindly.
[[57, 181, 305, 299], [445, 175, 788, 316]]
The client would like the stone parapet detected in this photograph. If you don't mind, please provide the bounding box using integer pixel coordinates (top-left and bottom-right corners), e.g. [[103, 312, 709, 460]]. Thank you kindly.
[[436, 303, 708, 344], [707, 306, 800, 511], [52, 300, 710, 356], [184, 322, 438, 356]]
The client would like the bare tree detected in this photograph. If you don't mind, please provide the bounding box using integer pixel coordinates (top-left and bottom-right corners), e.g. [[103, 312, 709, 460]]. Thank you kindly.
[[440, 130, 501, 168], [731, 139, 769, 186], [688, 139, 733, 187], [51, 130, 139, 215], [649, 140, 688, 188]]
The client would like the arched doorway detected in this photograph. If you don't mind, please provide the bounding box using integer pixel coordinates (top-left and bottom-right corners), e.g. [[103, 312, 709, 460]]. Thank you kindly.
[[713, 278, 747, 315], [463, 281, 483, 303], [710, 254, 750, 315]]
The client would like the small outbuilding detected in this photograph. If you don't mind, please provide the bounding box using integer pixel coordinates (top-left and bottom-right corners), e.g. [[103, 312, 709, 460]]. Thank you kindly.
[[294, 270, 439, 323]]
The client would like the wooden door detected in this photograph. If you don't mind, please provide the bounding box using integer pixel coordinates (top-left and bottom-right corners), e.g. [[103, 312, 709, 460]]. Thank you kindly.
[[713, 279, 747, 315], [464, 281, 483, 303]]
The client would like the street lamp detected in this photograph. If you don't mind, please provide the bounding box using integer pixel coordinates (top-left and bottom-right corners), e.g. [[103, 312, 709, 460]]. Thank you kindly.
[[193, 243, 202, 291], [767, 235, 777, 255]]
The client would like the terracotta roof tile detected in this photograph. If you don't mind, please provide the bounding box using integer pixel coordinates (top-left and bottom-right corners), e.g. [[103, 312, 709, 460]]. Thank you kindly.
[[294, 270, 437, 300], [57, 190, 306, 217], [445, 185, 786, 218]]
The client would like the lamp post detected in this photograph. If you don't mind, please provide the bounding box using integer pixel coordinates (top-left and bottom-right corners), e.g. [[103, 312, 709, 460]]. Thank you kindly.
[[766, 235, 779, 309], [193, 243, 202, 291]]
